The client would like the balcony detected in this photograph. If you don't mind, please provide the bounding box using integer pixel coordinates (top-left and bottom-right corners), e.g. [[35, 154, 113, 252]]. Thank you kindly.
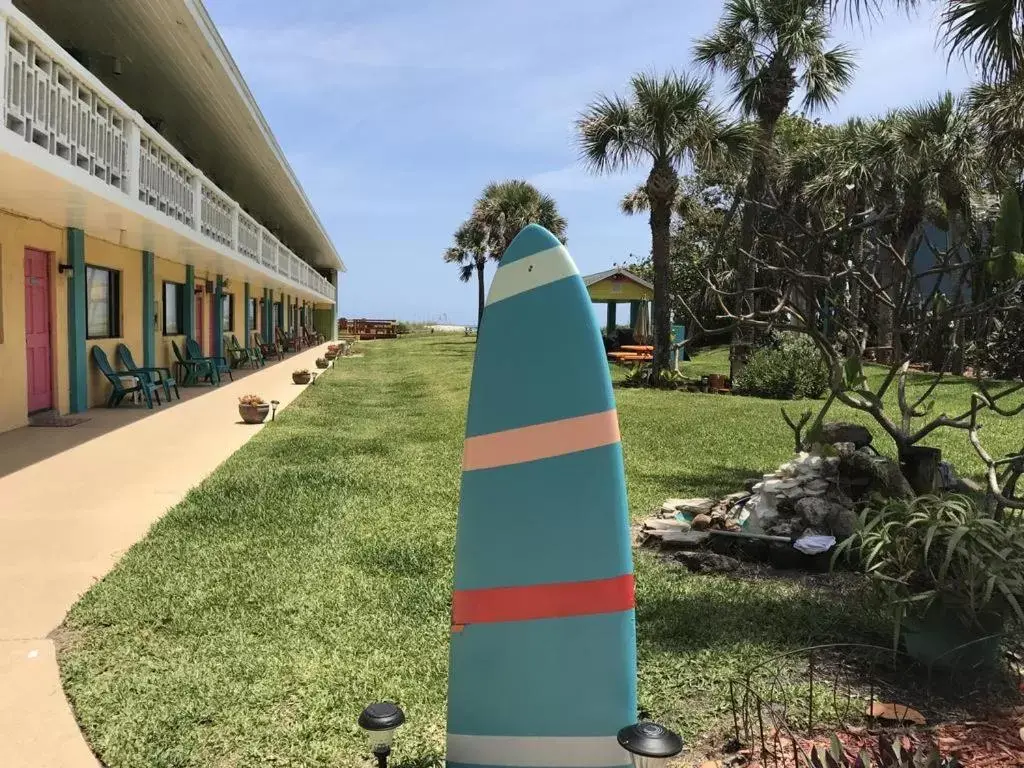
[[0, 4, 335, 302]]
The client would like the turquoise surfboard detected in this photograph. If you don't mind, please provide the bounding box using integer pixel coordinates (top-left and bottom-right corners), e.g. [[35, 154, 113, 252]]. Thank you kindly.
[[446, 224, 637, 768]]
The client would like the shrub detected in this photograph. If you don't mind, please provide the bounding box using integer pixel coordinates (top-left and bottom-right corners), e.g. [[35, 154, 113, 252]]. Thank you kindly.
[[734, 332, 828, 400], [970, 287, 1023, 379], [238, 394, 265, 406], [395, 322, 411, 335], [833, 494, 1024, 650]]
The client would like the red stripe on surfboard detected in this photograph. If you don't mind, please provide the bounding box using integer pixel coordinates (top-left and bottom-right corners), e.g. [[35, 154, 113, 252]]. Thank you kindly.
[[452, 574, 634, 626], [462, 409, 621, 471]]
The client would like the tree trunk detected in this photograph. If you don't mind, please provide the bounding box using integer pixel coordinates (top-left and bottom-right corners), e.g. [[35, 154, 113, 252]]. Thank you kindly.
[[730, 121, 776, 381], [899, 445, 942, 495], [476, 258, 486, 328], [647, 163, 678, 382]]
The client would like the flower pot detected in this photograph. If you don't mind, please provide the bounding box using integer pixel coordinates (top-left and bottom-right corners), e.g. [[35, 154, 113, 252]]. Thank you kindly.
[[292, 372, 311, 385], [238, 403, 270, 424], [902, 600, 1004, 670], [324, 351, 338, 361], [315, 359, 329, 369]]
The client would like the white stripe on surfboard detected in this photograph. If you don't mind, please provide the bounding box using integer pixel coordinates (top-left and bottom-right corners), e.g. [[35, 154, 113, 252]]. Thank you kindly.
[[446, 734, 628, 767], [485, 246, 579, 306]]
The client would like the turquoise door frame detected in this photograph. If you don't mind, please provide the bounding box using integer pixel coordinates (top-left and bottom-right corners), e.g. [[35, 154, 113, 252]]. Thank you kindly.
[[213, 274, 224, 359], [66, 228, 87, 413], [184, 265, 196, 343], [142, 251, 155, 367]]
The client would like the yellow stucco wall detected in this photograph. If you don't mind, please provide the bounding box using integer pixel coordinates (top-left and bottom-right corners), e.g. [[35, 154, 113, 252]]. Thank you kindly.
[[84, 238, 144, 409], [154, 257, 187, 371], [587, 276, 653, 302], [0, 211, 330, 434], [0, 212, 68, 434]]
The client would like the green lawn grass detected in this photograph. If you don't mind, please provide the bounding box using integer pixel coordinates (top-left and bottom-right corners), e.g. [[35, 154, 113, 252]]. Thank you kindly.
[[58, 335, 1023, 767]]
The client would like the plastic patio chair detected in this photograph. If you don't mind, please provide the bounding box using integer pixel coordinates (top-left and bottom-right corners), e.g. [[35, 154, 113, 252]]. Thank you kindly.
[[91, 346, 161, 408], [116, 343, 180, 401]]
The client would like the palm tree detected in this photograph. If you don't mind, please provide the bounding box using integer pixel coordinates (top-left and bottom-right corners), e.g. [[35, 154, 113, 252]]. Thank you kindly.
[[474, 180, 568, 258], [444, 218, 489, 326], [695, 0, 856, 378], [576, 71, 750, 378], [444, 181, 567, 326]]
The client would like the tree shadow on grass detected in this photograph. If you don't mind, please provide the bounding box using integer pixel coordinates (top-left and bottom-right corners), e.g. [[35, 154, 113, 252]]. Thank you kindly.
[[635, 568, 881, 655], [632, 466, 764, 502]]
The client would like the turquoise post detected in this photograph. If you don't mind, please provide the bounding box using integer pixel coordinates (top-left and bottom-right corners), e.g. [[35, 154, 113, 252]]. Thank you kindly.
[[142, 251, 155, 367], [629, 301, 639, 329], [66, 228, 87, 413], [263, 288, 272, 343], [244, 282, 251, 340], [184, 265, 195, 343], [605, 302, 617, 335], [213, 274, 224, 359]]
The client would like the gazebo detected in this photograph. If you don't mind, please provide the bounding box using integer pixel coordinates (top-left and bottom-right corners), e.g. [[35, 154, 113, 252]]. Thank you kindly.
[[582, 268, 654, 335]]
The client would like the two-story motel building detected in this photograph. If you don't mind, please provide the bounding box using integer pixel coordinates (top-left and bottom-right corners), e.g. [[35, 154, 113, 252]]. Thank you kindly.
[[0, 0, 342, 435]]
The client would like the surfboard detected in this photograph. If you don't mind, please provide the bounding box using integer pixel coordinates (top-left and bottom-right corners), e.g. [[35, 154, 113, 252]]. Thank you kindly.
[[446, 224, 636, 768]]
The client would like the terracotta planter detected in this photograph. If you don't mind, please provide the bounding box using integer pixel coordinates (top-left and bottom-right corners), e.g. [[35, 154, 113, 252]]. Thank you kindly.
[[324, 351, 338, 361], [315, 359, 329, 369], [292, 372, 312, 385], [239, 403, 270, 424]]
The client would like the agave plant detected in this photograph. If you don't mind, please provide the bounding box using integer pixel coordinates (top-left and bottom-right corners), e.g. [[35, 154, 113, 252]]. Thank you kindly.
[[808, 733, 961, 767]]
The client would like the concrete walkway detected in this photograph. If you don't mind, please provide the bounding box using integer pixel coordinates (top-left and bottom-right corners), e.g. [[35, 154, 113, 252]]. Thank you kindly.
[[0, 343, 336, 768]]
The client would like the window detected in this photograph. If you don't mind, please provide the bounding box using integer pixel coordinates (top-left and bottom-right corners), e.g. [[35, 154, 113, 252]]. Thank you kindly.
[[86, 265, 120, 339], [248, 298, 258, 330], [221, 293, 234, 331], [163, 281, 184, 335]]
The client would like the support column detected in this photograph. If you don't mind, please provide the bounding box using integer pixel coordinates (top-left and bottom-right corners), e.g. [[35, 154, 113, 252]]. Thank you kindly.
[[213, 274, 224, 359], [263, 288, 272, 343], [629, 300, 640, 329], [66, 228, 87, 413], [606, 302, 617, 335], [184, 265, 195, 342], [244, 282, 251, 341], [142, 250, 155, 367]]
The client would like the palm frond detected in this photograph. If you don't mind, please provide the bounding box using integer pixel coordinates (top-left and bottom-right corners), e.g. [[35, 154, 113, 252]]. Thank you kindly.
[[575, 94, 640, 174], [942, 0, 1024, 82], [801, 44, 858, 112]]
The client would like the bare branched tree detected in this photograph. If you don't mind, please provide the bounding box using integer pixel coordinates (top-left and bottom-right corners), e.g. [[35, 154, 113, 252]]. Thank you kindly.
[[682, 185, 1024, 499]]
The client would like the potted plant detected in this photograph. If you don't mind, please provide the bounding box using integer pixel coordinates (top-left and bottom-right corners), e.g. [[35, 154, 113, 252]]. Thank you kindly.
[[292, 369, 312, 385], [835, 494, 1023, 669], [238, 394, 270, 424], [324, 349, 338, 361], [315, 357, 329, 369]]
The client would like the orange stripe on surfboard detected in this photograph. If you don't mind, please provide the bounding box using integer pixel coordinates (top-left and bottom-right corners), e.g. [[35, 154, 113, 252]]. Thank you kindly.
[[452, 573, 634, 626], [462, 409, 621, 471]]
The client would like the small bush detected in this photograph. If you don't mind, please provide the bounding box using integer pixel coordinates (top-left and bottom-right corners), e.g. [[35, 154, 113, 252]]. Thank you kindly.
[[734, 332, 828, 400]]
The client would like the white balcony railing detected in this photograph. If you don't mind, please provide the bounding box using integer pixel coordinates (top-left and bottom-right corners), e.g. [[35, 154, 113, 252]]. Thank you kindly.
[[1, 8, 335, 302]]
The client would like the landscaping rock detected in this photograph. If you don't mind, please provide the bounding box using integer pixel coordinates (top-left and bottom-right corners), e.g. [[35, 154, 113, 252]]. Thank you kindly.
[[833, 441, 857, 458], [816, 422, 873, 448], [673, 498, 715, 515], [838, 450, 914, 500], [826, 506, 859, 539], [692, 514, 712, 531], [794, 496, 831, 527], [658, 531, 711, 549], [673, 551, 741, 574]]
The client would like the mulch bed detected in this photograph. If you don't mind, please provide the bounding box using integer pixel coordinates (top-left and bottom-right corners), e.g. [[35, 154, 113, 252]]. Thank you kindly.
[[711, 713, 1024, 767]]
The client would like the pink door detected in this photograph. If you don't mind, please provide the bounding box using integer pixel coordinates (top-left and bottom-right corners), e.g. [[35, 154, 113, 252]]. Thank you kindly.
[[24, 249, 53, 413], [195, 293, 205, 354]]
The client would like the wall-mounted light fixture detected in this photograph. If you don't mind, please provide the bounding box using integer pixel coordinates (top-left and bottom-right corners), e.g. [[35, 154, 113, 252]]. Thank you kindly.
[[58, 263, 75, 277]]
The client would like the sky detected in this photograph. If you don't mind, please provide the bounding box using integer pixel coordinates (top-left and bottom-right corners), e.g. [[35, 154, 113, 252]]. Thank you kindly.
[[205, 0, 975, 326]]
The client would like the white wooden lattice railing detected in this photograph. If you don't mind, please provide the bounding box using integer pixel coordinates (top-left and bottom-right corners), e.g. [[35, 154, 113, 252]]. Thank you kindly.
[[1, 7, 335, 301]]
